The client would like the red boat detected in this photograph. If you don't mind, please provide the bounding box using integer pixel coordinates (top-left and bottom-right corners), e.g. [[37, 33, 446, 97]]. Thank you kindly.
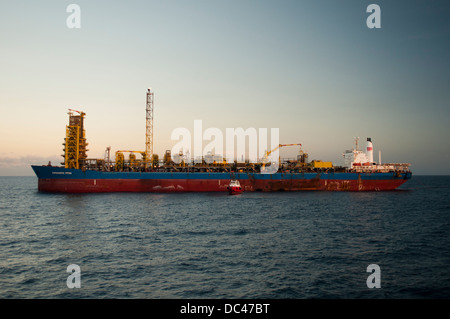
[[227, 179, 243, 195]]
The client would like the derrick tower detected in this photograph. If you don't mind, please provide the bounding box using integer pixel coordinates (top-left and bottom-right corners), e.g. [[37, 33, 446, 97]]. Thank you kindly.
[[62, 109, 88, 169], [145, 88, 154, 168]]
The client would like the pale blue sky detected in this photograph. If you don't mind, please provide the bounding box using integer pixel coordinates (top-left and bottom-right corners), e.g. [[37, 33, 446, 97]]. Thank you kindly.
[[0, 0, 449, 175]]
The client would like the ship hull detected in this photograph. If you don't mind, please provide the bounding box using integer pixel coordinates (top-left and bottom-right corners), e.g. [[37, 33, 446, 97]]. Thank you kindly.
[[32, 165, 411, 193]]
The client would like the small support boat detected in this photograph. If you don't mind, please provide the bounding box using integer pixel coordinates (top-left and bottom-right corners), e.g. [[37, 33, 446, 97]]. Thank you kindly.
[[227, 179, 243, 195]]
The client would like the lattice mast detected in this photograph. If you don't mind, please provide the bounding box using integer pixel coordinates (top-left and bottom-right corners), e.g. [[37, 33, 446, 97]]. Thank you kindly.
[[145, 89, 154, 168]]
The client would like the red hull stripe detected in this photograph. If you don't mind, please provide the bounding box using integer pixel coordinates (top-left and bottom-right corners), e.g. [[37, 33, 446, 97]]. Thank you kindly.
[[38, 178, 408, 193]]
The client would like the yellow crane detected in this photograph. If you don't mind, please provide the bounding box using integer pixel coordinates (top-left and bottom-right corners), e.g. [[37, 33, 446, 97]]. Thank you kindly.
[[261, 143, 302, 167]]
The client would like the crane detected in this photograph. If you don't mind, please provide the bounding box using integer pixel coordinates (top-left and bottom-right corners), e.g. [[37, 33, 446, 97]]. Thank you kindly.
[[261, 143, 302, 167]]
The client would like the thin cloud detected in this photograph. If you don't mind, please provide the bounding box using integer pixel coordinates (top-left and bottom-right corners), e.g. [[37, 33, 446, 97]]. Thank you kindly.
[[0, 155, 61, 167]]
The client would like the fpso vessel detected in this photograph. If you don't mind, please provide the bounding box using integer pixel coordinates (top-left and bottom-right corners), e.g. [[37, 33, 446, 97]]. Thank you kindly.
[[31, 91, 411, 193], [32, 165, 411, 193]]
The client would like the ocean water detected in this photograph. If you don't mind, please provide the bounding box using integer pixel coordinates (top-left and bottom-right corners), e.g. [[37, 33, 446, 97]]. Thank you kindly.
[[0, 175, 449, 299]]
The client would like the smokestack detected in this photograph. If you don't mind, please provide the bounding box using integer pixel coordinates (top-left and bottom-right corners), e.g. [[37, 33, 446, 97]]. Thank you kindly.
[[379, 150, 381, 165], [366, 138, 373, 163]]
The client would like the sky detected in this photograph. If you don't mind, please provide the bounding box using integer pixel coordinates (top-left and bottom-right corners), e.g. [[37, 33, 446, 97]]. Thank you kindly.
[[0, 0, 449, 175]]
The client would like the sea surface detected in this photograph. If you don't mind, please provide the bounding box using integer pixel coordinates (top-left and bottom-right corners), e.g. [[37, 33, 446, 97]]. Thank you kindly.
[[1, 175, 449, 299]]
